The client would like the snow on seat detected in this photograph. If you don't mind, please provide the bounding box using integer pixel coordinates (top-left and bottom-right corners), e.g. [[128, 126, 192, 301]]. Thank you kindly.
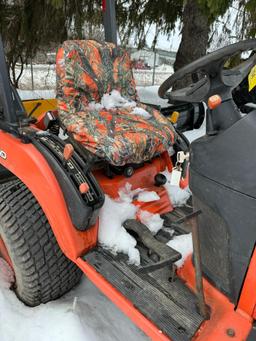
[[56, 40, 176, 166]]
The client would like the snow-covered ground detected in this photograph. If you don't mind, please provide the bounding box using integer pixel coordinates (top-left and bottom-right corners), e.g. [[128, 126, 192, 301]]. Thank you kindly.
[[183, 119, 206, 142], [17, 85, 170, 108], [18, 89, 55, 100], [16, 63, 172, 90], [0, 259, 149, 341], [137, 85, 170, 107]]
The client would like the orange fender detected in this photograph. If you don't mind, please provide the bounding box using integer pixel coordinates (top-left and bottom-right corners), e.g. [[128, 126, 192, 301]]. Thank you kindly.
[[0, 130, 97, 260]]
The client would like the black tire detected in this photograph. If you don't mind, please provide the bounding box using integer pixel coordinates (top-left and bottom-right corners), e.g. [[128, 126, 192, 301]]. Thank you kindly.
[[0, 179, 82, 306]]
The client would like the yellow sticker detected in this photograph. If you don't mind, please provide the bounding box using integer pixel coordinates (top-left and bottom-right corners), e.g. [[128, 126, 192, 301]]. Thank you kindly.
[[248, 65, 256, 92]]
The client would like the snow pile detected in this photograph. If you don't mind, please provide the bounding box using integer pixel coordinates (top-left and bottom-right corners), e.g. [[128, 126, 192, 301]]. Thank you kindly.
[[98, 178, 191, 264], [87, 90, 151, 119], [98, 195, 140, 265], [137, 191, 160, 202], [118, 183, 143, 203], [118, 183, 159, 203], [161, 169, 191, 207], [139, 210, 164, 235], [88, 101, 104, 111], [131, 107, 151, 119], [99, 183, 165, 263], [167, 233, 193, 267], [101, 90, 136, 109], [166, 185, 191, 207]]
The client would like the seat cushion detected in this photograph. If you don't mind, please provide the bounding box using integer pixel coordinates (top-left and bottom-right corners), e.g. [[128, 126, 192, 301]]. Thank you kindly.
[[56, 40, 176, 166], [62, 103, 176, 166]]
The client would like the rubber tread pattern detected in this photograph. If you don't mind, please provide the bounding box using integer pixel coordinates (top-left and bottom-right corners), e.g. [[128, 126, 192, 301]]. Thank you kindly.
[[0, 179, 82, 306], [84, 248, 204, 341]]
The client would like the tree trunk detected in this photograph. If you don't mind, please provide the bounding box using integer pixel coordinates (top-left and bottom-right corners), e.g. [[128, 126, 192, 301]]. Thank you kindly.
[[173, 0, 210, 88]]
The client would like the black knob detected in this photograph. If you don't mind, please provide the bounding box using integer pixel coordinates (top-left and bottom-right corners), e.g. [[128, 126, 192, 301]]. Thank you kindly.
[[154, 173, 167, 186]]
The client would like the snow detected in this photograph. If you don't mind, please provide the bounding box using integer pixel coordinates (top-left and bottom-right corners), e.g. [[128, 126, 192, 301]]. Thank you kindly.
[[17, 64, 56, 90], [16, 63, 172, 90], [88, 101, 104, 111], [18, 89, 55, 100], [98, 195, 140, 265], [101, 90, 136, 109], [139, 210, 164, 235], [183, 117, 206, 143], [98, 184, 164, 263], [98, 183, 163, 264], [88, 90, 151, 119], [155, 64, 174, 73], [131, 107, 151, 119], [167, 233, 193, 268], [0, 259, 14, 289], [137, 191, 160, 202], [137, 85, 169, 107], [167, 185, 191, 207], [118, 183, 160, 204], [161, 169, 191, 207], [118, 182, 143, 203], [0, 258, 148, 341]]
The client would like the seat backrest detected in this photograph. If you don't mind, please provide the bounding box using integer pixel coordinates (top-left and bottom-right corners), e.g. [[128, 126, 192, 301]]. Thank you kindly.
[[56, 40, 138, 117]]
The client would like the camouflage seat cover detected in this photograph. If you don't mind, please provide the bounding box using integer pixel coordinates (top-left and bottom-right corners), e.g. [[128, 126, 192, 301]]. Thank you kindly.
[[56, 40, 176, 166]]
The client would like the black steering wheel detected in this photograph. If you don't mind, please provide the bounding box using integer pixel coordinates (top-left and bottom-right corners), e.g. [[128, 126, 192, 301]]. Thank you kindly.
[[159, 40, 256, 104]]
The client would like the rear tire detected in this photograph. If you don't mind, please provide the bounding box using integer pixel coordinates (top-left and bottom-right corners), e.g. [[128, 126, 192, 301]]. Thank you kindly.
[[0, 179, 82, 306]]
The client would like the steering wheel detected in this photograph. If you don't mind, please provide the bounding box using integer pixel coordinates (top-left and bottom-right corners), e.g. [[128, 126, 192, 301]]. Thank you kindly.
[[158, 40, 256, 104]]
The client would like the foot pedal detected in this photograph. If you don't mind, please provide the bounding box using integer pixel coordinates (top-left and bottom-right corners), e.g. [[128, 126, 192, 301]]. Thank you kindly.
[[163, 210, 201, 234], [123, 219, 181, 273]]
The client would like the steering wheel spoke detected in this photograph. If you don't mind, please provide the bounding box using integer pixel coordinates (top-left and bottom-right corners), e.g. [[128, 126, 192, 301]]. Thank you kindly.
[[169, 78, 210, 103]]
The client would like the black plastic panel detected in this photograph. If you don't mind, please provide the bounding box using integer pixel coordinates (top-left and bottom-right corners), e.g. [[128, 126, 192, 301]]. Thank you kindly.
[[191, 112, 256, 198], [193, 196, 231, 295], [190, 168, 256, 302], [189, 112, 256, 303], [33, 134, 104, 230]]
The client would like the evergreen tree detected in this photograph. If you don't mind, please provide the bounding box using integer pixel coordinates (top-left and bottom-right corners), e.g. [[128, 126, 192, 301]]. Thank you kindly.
[[0, 0, 103, 87], [0, 0, 255, 87]]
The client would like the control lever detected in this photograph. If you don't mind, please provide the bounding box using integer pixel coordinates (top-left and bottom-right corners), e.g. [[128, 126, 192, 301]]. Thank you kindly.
[[63, 143, 74, 166]]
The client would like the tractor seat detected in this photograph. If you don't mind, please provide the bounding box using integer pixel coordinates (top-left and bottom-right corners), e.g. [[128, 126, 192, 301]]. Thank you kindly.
[[56, 40, 176, 166]]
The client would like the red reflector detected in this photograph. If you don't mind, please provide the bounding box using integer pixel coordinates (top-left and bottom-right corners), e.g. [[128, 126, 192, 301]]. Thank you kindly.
[[102, 0, 106, 11]]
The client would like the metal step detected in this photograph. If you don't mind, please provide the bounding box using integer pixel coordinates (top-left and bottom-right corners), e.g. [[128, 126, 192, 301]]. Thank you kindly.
[[83, 246, 204, 341]]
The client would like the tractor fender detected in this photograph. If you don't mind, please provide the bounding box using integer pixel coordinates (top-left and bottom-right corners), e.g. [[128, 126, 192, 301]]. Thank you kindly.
[[0, 131, 97, 260]]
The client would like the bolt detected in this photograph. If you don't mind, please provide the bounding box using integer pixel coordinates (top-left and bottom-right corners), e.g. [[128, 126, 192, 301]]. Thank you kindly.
[[226, 328, 235, 337]]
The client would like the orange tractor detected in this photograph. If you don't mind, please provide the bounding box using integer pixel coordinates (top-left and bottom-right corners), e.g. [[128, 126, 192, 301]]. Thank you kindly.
[[0, 2, 256, 339]]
